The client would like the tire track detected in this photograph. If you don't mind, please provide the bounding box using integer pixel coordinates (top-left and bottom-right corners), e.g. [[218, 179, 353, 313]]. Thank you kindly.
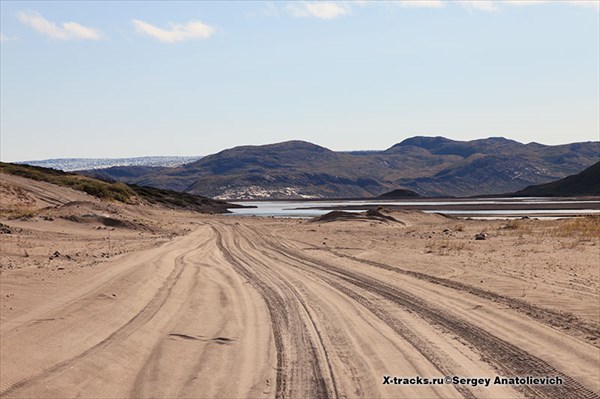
[[231, 229, 341, 398], [129, 266, 202, 398], [250, 227, 599, 399], [317, 245, 600, 347], [214, 226, 337, 399], [0, 240, 207, 397], [245, 235, 475, 399]]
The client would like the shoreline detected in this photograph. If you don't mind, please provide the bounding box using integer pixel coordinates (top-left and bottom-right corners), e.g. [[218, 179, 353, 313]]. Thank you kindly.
[[228, 195, 600, 203]]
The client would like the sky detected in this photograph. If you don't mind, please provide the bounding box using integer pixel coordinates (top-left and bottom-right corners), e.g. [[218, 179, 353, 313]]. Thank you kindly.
[[1, 0, 599, 162]]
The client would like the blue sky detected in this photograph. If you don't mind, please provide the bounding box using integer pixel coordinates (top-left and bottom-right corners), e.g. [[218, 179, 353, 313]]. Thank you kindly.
[[1, 0, 599, 161]]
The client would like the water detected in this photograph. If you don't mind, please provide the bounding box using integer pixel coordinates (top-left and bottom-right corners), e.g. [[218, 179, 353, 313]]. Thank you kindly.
[[229, 201, 364, 218], [228, 199, 600, 218]]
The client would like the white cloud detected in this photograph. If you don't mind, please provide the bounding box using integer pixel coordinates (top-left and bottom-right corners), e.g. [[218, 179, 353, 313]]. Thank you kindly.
[[287, 2, 350, 19], [282, 0, 598, 17], [502, 0, 599, 9], [395, 0, 445, 8], [260, 2, 281, 17], [503, 0, 551, 5], [458, 0, 499, 11], [132, 19, 215, 43], [17, 11, 102, 40], [560, 0, 600, 10], [0, 33, 18, 42]]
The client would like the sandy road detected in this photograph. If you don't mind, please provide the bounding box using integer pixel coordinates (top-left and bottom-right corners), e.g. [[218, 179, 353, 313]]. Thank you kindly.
[[1, 225, 275, 398], [1, 219, 598, 398]]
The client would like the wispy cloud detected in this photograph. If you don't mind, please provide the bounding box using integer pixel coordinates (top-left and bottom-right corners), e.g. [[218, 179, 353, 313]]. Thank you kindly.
[[458, 0, 499, 12], [132, 19, 215, 43], [280, 0, 598, 17], [505, 0, 599, 8], [394, 0, 445, 8], [17, 11, 103, 40], [287, 2, 350, 19], [260, 2, 281, 17], [569, 0, 600, 9], [503, 0, 552, 5], [0, 33, 18, 42], [465, 0, 599, 11]]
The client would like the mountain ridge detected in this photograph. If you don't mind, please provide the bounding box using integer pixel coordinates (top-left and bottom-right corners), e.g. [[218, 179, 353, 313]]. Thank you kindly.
[[511, 161, 600, 197], [88, 136, 600, 199]]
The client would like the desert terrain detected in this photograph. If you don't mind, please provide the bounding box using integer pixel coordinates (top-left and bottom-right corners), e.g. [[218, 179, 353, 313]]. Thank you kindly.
[[1, 173, 599, 399]]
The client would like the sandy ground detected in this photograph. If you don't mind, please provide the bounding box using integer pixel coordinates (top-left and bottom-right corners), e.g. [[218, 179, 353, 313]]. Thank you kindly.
[[1, 175, 599, 398]]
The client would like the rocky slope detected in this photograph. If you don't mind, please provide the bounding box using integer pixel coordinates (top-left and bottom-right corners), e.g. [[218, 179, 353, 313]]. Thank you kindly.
[[511, 161, 600, 197], [91, 137, 600, 199]]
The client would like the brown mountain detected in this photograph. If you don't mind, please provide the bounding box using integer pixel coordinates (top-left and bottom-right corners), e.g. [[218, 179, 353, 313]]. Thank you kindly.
[[510, 161, 600, 197], [88, 137, 600, 199]]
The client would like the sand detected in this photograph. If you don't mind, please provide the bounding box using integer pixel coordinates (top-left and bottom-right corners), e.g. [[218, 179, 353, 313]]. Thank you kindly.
[[1, 175, 599, 398]]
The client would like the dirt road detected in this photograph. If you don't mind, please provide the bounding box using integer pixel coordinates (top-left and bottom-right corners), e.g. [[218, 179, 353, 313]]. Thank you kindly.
[[1, 220, 598, 398]]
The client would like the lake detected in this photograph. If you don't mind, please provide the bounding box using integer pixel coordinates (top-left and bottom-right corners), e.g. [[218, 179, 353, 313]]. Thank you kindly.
[[228, 198, 600, 218]]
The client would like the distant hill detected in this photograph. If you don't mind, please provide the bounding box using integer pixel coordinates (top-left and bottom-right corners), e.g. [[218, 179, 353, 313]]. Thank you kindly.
[[378, 189, 420, 199], [91, 137, 600, 199], [0, 162, 237, 213], [18, 156, 202, 172], [511, 161, 600, 197]]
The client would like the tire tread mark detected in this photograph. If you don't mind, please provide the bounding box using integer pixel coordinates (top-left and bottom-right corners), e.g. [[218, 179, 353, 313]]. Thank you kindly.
[[130, 265, 202, 398], [261, 234, 599, 399], [213, 226, 337, 399], [258, 239, 475, 399], [317, 244, 600, 347], [229, 227, 341, 399], [0, 243, 201, 397]]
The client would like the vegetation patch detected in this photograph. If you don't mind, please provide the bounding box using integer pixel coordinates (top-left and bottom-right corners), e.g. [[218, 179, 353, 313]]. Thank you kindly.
[[425, 239, 469, 255], [0, 162, 136, 203], [0, 162, 239, 213], [3, 207, 38, 220], [549, 216, 600, 241], [128, 184, 237, 213]]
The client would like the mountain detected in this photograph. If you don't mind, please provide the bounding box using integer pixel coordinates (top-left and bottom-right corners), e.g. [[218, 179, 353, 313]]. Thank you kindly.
[[92, 137, 600, 199], [18, 156, 203, 172], [510, 161, 600, 197]]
